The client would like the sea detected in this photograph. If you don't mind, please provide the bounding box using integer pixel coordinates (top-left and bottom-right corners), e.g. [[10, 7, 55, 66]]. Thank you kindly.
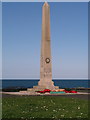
[[1, 79, 89, 89]]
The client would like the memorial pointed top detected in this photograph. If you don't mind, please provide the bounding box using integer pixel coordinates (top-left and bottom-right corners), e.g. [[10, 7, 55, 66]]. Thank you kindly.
[[43, 2, 49, 6]]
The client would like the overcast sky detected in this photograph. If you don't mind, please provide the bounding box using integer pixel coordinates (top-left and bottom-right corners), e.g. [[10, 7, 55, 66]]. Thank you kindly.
[[2, 2, 88, 79]]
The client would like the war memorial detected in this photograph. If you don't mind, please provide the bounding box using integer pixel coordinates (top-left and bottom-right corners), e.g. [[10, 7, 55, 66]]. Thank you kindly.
[[2, 2, 88, 95], [27, 2, 59, 93], [2, 2, 89, 119]]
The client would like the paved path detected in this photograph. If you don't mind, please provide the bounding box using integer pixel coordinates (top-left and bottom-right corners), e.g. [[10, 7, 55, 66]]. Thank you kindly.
[[0, 92, 90, 100]]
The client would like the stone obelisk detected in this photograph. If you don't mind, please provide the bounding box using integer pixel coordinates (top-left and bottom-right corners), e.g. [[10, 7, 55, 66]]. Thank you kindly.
[[38, 2, 54, 89], [27, 2, 59, 92], [36, 2, 58, 90]]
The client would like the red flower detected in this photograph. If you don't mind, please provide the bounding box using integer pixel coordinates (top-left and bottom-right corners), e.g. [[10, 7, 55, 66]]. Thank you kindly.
[[44, 89, 51, 92], [70, 91, 77, 93]]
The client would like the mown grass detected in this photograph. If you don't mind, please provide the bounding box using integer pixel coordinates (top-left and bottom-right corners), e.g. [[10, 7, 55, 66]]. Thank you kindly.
[[2, 96, 89, 119]]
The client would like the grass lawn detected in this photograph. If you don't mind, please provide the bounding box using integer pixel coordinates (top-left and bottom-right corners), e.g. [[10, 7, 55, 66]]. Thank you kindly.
[[2, 95, 89, 119]]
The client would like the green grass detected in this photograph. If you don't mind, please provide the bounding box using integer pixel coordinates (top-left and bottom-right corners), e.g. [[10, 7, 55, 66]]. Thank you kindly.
[[2, 96, 88, 119]]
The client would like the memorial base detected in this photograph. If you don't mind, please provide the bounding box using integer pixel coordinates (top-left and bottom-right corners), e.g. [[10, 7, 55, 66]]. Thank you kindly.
[[27, 85, 59, 92]]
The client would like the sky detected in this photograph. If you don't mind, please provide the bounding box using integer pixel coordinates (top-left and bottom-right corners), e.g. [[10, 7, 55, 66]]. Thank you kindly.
[[2, 2, 88, 79]]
